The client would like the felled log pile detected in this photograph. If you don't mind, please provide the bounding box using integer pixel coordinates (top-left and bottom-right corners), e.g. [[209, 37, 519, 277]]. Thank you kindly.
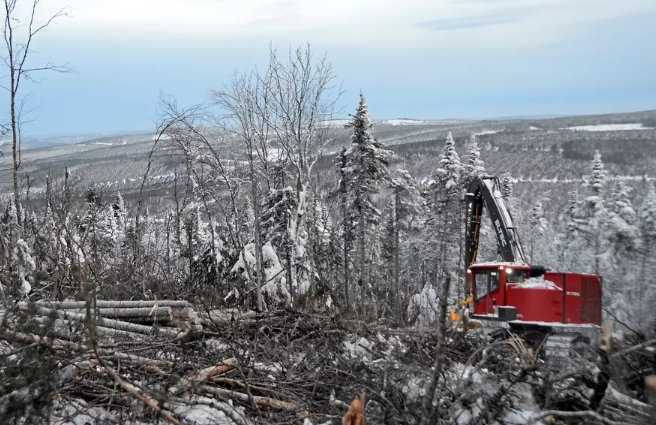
[[17, 300, 203, 341]]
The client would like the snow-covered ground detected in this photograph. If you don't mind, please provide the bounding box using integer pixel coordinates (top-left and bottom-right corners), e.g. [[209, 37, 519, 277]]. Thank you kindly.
[[382, 119, 427, 126], [565, 123, 653, 132]]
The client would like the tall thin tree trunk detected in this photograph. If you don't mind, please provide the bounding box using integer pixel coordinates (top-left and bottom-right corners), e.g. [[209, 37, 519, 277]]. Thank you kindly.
[[249, 159, 264, 312], [343, 226, 350, 311], [419, 270, 452, 425], [341, 181, 350, 312], [10, 68, 22, 227], [358, 204, 366, 318], [394, 191, 400, 320]]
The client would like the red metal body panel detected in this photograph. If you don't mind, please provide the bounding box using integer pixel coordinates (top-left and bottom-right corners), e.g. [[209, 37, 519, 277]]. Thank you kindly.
[[469, 265, 602, 326], [505, 286, 562, 322]]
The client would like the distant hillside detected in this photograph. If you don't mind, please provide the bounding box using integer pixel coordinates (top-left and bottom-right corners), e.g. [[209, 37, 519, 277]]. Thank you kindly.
[[1, 110, 655, 222]]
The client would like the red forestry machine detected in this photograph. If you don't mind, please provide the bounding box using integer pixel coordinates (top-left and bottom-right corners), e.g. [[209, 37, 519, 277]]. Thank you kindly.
[[452, 176, 603, 356]]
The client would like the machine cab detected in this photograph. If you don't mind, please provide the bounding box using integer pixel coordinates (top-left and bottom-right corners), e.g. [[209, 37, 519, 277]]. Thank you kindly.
[[469, 263, 531, 316]]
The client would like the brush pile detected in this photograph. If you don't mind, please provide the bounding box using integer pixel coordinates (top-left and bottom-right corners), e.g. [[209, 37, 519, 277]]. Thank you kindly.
[[0, 301, 654, 424]]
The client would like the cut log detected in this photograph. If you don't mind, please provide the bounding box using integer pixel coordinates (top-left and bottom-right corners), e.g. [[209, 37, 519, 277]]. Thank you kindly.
[[26, 300, 191, 309], [200, 310, 259, 326], [2, 329, 88, 352], [32, 306, 183, 338], [72, 307, 174, 319]]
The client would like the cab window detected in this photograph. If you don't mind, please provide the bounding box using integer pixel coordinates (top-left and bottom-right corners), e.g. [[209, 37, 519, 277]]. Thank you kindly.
[[506, 269, 528, 283], [474, 271, 489, 301], [490, 271, 500, 292]]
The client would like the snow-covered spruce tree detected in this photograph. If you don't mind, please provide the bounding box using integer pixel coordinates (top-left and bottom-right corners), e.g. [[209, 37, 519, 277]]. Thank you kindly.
[[335, 147, 355, 309], [0, 198, 35, 296], [574, 150, 608, 275], [602, 180, 641, 326], [388, 169, 423, 315], [500, 173, 513, 200], [526, 194, 553, 266], [383, 169, 424, 320], [638, 182, 656, 319], [409, 132, 461, 326], [341, 94, 393, 317], [261, 186, 297, 300], [460, 134, 487, 298], [111, 192, 128, 248], [78, 187, 118, 273], [555, 186, 585, 272], [462, 135, 487, 188]]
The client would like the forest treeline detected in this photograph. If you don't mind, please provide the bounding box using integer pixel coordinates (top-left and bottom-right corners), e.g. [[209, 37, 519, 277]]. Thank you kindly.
[[1, 46, 655, 333]]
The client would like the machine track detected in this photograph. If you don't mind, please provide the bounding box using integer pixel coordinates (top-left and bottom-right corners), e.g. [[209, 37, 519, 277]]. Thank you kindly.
[[468, 317, 600, 366]]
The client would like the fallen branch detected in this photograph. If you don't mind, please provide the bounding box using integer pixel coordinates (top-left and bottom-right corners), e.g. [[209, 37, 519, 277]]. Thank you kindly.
[[200, 385, 300, 410], [170, 357, 239, 394], [93, 345, 181, 425], [188, 357, 239, 382], [611, 338, 656, 360], [82, 296, 181, 425], [528, 409, 625, 425], [210, 376, 277, 394]]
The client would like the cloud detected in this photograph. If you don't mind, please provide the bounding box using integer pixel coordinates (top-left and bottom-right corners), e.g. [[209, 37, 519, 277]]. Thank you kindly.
[[7, 0, 656, 51], [416, 7, 533, 31]]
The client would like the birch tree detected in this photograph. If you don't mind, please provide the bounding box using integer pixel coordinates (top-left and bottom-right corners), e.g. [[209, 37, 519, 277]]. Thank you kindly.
[[212, 71, 273, 312], [263, 44, 341, 299], [2, 0, 71, 225]]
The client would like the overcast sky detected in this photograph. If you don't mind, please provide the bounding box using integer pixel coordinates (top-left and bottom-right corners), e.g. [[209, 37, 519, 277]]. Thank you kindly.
[[4, 0, 656, 136]]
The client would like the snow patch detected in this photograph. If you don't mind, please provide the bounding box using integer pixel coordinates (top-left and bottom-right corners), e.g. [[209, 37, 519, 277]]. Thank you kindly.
[[318, 119, 351, 128], [507, 276, 561, 291], [383, 119, 426, 126], [565, 123, 652, 132]]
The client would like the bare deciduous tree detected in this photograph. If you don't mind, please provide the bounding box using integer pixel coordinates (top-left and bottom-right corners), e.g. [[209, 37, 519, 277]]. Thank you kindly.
[[2, 0, 71, 225], [263, 44, 342, 299]]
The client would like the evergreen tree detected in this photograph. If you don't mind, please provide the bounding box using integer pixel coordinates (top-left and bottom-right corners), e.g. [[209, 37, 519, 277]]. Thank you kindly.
[[336, 147, 354, 308], [340, 94, 393, 316], [527, 194, 553, 266], [639, 182, 656, 317], [500, 173, 513, 200], [556, 186, 582, 271], [261, 186, 296, 298], [384, 169, 423, 319], [462, 135, 487, 188], [580, 152, 608, 275], [412, 131, 462, 323], [588, 150, 607, 195], [603, 181, 640, 297], [0, 198, 35, 296]]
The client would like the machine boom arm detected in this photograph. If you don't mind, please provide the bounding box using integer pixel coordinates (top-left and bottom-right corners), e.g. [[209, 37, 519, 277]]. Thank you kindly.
[[464, 176, 527, 269]]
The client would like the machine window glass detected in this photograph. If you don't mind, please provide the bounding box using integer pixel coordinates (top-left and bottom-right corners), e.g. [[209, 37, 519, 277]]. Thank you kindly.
[[490, 271, 500, 292], [507, 269, 528, 283], [474, 271, 489, 301]]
